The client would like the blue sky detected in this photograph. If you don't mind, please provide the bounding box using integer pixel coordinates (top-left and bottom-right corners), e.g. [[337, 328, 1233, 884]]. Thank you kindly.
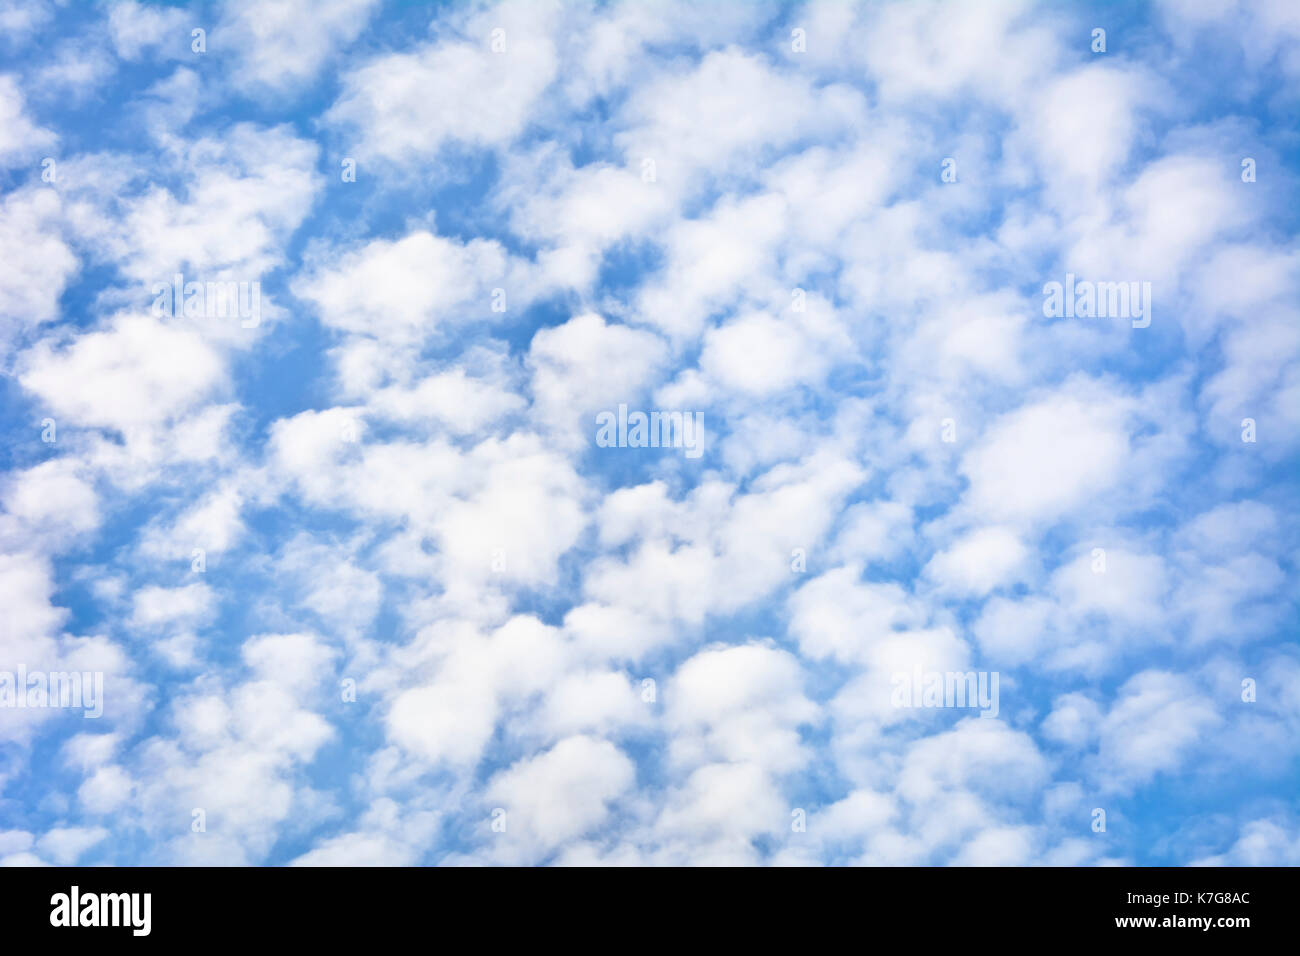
[[0, 0, 1298, 866]]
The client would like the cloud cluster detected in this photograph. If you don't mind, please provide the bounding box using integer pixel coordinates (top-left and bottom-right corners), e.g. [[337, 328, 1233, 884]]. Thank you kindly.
[[1, 0, 1297, 867]]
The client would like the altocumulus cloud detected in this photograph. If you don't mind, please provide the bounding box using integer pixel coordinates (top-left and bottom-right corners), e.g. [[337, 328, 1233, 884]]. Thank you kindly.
[[0, 0, 1298, 866]]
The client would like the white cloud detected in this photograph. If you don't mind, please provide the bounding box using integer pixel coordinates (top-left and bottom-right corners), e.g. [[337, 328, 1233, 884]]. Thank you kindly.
[[107, 0, 190, 61], [21, 314, 226, 432], [0, 74, 55, 167], [293, 231, 517, 343], [959, 386, 1132, 525], [924, 526, 1029, 596], [130, 583, 214, 630], [666, 643, 817, 774], [1096, 671, 1222, 790], [218, 0, 379, 95], [1191, 817, 1300, 866], [325, 0, 560, 162], [0, 187, 77, 341], [35, 826, 109, 865], [484, 735, 635, 861], [527, 312, 667, 440]]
